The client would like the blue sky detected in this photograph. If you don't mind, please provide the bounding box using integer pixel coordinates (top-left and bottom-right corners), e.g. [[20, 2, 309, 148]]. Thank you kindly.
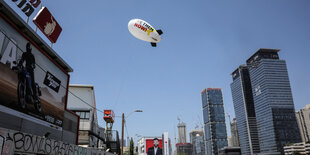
[[5, 0, 310, 146]]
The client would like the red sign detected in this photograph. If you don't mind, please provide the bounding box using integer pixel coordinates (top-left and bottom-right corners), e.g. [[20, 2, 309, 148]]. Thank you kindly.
[[33, 7, 62, 43], [145, 139, 163, 154]]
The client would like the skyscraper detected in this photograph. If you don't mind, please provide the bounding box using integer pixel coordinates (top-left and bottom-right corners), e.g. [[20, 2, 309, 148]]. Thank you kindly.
[[296, 104, 310, 143], [231, 48, 301, 154], [230, 118, 240, 147], [189, 129, 205, 155], [178, 122, 187, 143], [201, 88, 228, 155], [230, 66, 260, 154]]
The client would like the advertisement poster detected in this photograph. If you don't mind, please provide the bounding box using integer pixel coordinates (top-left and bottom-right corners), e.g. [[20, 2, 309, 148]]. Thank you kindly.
[[0, 17, 68, 128], [146, 139, 163, 154]]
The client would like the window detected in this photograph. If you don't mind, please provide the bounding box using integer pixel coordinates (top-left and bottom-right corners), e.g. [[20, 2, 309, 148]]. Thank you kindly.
[[85, 112, 90, 119], [74, 111, 90, 119]]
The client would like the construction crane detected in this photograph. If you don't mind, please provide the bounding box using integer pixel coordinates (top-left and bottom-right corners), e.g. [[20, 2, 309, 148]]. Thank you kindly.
[[197, 115, 203, 129], [226, 113, 231, 125], [177, 115, 182, 124]]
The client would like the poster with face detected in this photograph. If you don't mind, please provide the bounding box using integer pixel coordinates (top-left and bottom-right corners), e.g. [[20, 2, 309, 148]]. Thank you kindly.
[[0, 16, 68, 129]]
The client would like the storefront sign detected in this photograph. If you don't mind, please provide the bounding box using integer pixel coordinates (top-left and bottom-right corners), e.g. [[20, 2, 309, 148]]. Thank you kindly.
[[10, 0, 41, 17], [33, 7, 62, 43]]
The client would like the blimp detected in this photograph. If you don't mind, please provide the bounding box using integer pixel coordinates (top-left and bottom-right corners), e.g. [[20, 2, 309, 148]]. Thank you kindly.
[[128, 19, 163, 47]]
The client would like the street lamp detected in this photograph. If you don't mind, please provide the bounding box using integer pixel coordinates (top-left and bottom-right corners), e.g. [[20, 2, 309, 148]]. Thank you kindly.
[[121, 110, 143, 155]]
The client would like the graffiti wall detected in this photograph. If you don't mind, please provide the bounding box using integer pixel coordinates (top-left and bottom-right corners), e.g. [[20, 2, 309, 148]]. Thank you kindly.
[[0, 127, 109, 155]]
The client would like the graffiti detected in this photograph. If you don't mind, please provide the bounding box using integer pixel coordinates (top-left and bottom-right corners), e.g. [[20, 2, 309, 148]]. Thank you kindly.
[[2, 131, 86, 155], [0, 128, 107, 155]]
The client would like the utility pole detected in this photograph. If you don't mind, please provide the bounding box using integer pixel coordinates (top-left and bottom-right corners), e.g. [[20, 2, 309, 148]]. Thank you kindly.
[[121, 110, 142, 155], [121, 113, 125, 155]]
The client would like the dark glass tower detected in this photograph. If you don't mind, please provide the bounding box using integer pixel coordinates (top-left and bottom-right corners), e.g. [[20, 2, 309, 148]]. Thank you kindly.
[[231, 66, 260, 154], [246, 49, 301, 154], [201, 88, 228, 155]]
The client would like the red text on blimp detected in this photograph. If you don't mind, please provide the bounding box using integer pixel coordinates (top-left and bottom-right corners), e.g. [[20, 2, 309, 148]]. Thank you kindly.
[[134, 23, 147, 31], [134, 23, 154, 35]]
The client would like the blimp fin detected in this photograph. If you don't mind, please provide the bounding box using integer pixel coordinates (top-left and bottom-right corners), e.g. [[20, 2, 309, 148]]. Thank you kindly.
[[156, 29, 163, 35], [151, 42, 157, 47]]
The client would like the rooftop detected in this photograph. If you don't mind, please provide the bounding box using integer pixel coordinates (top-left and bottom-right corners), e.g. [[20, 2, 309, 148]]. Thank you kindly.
[[246, 48, 280, 64]]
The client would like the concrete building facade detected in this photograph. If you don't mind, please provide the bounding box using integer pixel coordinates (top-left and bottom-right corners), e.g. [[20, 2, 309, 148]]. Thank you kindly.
[[296, 104, 310, 143], [230, 118, 240, 147], [67, 85, 106, 148], [178, 123, 187, 143]]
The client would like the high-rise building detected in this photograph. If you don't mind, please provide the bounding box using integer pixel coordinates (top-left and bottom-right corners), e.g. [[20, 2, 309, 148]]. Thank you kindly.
[[230, 66, 260, 154], [296, 104, 310, 143], [230, 118, 240, 147], [201, 88, 228, 155], [176, 143, 193, 155], [232, 48, 301, 154], [189, 129, 205, 155], [178, 123, 187, 143]]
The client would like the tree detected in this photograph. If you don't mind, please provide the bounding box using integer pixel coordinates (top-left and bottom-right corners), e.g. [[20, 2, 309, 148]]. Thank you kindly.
[[130, 137, 134, 155]]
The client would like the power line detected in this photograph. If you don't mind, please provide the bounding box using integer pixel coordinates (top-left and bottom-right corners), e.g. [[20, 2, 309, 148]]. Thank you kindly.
[[125, 121, 130, 138], [68, 91, 104, 114]]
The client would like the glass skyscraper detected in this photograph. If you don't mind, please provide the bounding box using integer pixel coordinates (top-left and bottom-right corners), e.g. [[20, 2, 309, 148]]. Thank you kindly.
[[231, 48, 301, 154], [231, 66, 260, 155], [201, 88, 228, 155], [247, 49, 301, 154]]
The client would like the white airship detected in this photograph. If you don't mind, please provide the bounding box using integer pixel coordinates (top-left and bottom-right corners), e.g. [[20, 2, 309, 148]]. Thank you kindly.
[[128, 19, 163, 47]]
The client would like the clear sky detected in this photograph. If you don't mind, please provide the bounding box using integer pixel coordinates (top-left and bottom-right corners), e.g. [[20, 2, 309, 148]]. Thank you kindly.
[[5, 0, 310, 147]]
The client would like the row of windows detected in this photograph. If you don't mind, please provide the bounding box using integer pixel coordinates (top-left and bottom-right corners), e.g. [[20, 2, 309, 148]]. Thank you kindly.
[[204, 123, 227, 140], [74, 111, 90, 119], [203, 106, 225, 123]]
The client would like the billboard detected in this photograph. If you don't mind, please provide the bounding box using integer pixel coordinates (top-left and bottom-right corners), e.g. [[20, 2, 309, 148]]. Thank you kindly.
[[0, 16, 68, 129], [145, 138, 162, 154]]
